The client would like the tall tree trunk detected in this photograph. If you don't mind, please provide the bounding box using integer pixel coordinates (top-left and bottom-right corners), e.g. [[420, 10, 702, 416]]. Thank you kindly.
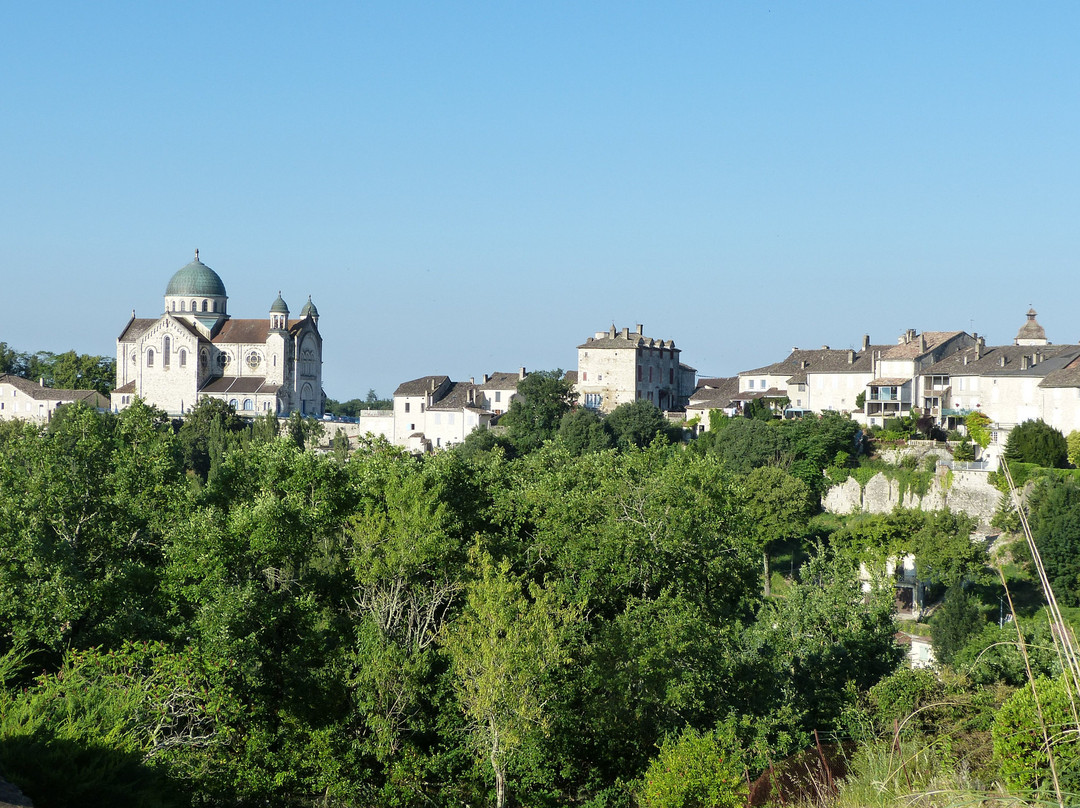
[[763, 548, 771, 597]]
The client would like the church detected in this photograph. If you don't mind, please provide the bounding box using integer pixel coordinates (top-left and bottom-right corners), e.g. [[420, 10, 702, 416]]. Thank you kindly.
[[111, 252, 324, 417]]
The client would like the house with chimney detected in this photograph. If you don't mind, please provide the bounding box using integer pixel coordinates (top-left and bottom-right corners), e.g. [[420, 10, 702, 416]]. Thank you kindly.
[[917, 310, 1080, 461], [575, 324, 696, 413], [0, 375, 108, 424]]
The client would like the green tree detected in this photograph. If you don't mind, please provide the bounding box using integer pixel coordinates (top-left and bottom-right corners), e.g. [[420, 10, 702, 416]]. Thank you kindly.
[[930, 584, 985, 666], [557, 407, 614, 455], [739, 466, 813, 596], [176, 397, 247, 480], [443, 551, 577, 808], [1027, 477, 1080, 606], [604, 399, 672, 450], [500, 370, 576, 453], [966, 411, 992, 449], [1004, 419, 1068, 468], [1069, 430, 1080, 468]]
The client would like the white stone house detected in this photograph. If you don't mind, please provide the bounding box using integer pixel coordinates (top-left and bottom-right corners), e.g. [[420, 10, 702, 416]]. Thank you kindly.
[[918, 311, 1080, 460], [112, 253, 324, 417], [575, 324, 696, 413], [476, 370, 527, 415], [684, 377, 740, 433], [0, 375, 108, 423], [392, 375, 494, 450], [864, 329, 974, 426]]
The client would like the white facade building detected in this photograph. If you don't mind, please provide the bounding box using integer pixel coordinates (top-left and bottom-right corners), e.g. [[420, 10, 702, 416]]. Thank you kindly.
[[576, 324, 696, 413], [112, 253, 324, 417]]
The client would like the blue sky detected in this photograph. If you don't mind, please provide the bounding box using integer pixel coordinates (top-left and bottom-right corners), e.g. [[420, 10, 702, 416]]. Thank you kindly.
[[4, 3, 1079, 399]]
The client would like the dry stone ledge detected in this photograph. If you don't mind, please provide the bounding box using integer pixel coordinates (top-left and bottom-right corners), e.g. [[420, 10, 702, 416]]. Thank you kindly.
[[822, 467, 998, 526]]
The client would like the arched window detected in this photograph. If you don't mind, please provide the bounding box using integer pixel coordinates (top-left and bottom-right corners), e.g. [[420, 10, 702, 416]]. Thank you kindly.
[[179, 349, 187, 368], [180, 301, 185, 312], [202, 299, 208, 312], [171, 301, 176, 311], [191, 299, 197, 311], [243, 399, 254, 411], [147, 349, 155, 367], [163, 336, 171, 367], [229, 399, 238, 409]]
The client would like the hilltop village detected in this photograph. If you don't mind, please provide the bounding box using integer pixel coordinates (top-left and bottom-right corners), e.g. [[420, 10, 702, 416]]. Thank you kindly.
[[4, 254, 1080, 805], [3, 254, 1071, 471]]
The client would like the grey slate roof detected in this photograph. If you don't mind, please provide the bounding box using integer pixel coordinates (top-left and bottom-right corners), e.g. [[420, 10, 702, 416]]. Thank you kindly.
[[478, 372, 523, 390], [920, 344, 1080, 379], [394, 375, 451, 397], [883, 331, 965, 360], [200, 376, 281, 395], [578, 325, 679, 351], [687, 376, 740, 410], [428, 381, 488, 413], [742, 346, 883, 378], [0, 375, 108, 407]]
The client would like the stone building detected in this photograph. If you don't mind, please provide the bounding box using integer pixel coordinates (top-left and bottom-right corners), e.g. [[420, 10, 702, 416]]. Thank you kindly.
[[111, 253, 324, 417], [575, 324, 696, 413]]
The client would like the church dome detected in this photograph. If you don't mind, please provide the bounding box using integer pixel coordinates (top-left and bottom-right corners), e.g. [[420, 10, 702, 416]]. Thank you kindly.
[[165, 252, 227, 297], [300, 295, 318, 318], [270, 292, 290, 314]]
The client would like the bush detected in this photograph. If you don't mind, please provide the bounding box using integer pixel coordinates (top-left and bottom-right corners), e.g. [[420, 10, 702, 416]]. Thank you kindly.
[[637, 723, 746, 808], [993, 675, 1080, 796]]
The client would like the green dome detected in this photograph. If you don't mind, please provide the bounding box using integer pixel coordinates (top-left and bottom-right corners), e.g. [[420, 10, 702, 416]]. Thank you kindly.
[[300, 295, 318, 318], [270, 292, 289, 313], [165, 255, 227, 297]]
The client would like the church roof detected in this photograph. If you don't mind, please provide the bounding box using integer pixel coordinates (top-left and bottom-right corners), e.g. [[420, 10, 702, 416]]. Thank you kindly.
[[300, 296, 318, 318], [270, 292, 289, 314], [212, 318, 306, 345], [165, 254, 227, 297], [200, 376, 281, 395]]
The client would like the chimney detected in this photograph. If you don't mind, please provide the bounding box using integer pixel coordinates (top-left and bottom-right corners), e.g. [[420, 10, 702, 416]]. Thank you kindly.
[[469, 377, 475, 385], [39, 377, 44, 387], [483, 373, 490, 383], [430, 378, 436, 392], [975, 341, 983, 360], [999, 356, 1007, 367], [919, 334, 927, 352], [963, 354, 968, 366], [621, 327, 629, 339], [519, 366, 526, 380], [637, 323, 644, 335], [821, 345, 829, 350], [847, 350, 855, 364], [862, 334, 870, 351]]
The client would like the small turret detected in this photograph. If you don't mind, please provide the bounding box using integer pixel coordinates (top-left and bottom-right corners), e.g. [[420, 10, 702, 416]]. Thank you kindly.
[[300, 295, 319, 325], [270, 292, 289, 331]]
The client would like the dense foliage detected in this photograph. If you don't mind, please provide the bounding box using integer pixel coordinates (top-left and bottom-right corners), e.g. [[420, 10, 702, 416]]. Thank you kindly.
[[0, 401, 910, 807], [0, 341, 115, 396]]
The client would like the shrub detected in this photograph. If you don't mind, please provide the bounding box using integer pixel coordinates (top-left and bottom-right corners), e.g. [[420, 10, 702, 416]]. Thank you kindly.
[[637, 723, 746, 808]]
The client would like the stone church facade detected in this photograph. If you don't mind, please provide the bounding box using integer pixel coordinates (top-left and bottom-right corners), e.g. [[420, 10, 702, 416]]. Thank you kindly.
[[111, 253, 324, 417]]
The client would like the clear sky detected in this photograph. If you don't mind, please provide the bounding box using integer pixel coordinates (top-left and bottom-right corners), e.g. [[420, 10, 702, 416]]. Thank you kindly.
[[4, 3, 1079, 400]]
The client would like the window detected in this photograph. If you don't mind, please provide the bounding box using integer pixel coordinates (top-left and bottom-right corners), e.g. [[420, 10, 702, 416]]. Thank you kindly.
[[191, 299, 197, 311], [180, 301, 185, 312], [163, 336, 171, 367], [637, 366, 642, 381], [420, 403, 424, 413], [179, 349, 187, 368], [171, 301, 176, 311], [670, 368, 674, 385], [581, 371, 587, 381], [584, 393, 603, 409], [229, 399, 238, 409], [243, 399, 253, 411], [748, 380, 754, 389], [212, 301, 217, 312], [798, 383, 805, 391], [759, 379, 766, 388], [405, 402, 410, 413], [202, 300, 208, 312], [649, 367, 653, 382], [147, 349, 155, 367], [495, 391, 501, 402]]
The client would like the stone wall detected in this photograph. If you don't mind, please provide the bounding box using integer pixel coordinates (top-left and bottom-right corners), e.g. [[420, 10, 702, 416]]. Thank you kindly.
[[823, 466, 999, 525]]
